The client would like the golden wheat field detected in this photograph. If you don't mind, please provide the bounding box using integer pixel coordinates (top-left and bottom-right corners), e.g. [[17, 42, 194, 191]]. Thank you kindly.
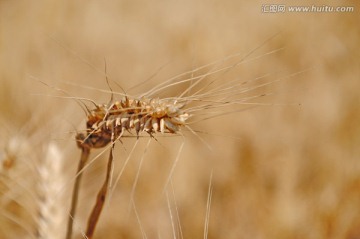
[[1, 1, 360, 239]]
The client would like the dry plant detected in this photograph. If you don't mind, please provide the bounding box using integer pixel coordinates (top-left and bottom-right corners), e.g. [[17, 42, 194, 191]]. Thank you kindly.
[[1, 1, 360, 239], [62, 34, 300, 238]]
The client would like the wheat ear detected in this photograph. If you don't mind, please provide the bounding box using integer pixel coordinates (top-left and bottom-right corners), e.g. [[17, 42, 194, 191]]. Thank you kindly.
[[37, 143, 65, 239]]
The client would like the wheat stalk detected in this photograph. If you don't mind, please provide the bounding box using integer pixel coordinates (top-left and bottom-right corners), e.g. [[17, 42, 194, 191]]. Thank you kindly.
[[65, 143, 90, 239], [84, 143, 114, 239]]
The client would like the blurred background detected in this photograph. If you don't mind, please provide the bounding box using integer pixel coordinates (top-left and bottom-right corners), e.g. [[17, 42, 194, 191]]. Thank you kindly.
[[0, 0, 359, 239]]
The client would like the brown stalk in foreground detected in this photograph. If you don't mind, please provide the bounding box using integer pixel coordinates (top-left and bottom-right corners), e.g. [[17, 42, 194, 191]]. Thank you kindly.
[[85, 144, 114, 239], [65, 144, 90, 239], [66, 132, 111, 239]]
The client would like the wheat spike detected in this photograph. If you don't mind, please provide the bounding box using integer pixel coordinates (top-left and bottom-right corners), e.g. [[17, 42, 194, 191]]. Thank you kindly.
[[36, 143, 65, 239]]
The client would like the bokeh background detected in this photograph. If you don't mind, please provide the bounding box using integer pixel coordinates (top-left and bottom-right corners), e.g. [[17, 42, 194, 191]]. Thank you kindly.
[[1, 1, 359, 239]]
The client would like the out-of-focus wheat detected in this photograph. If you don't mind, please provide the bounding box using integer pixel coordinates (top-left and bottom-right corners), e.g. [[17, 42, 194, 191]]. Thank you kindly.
[[36, 143, 65, 239], [0, 123, 66, 239]]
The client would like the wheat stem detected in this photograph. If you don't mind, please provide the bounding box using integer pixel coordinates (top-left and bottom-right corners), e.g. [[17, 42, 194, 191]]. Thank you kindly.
[[85, 144, 114, 239], [66, 147, 90, 239]]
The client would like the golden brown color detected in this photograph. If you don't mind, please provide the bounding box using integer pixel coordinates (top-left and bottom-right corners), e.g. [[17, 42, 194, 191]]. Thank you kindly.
[[0, 1, 360, 239]]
